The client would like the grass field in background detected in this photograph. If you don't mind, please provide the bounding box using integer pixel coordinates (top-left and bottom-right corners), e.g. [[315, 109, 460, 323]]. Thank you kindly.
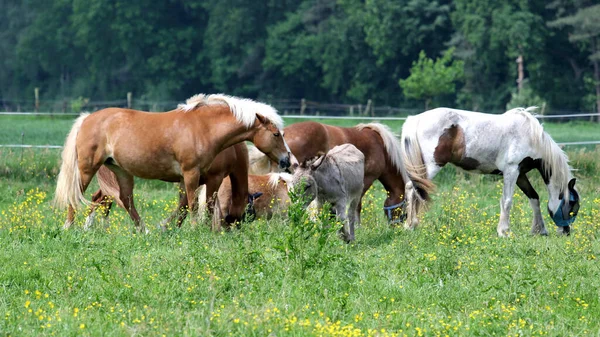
[[0, 114, 599, 336]]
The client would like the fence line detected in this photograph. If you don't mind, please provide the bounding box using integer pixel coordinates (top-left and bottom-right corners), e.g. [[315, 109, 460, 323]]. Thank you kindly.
[[2, 111, 599, 149], [0, 144, 63, 149]]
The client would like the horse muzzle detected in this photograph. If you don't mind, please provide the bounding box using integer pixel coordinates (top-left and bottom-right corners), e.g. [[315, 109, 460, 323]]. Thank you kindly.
[[279, 155, 291, 170]]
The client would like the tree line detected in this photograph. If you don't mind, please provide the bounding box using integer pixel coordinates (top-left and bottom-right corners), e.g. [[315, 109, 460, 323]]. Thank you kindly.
[[0, 0, 598, 113]]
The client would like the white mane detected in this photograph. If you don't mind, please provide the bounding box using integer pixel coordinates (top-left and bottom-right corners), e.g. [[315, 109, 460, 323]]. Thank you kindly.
[[356, 123, 404, 174], [178, 93, 284, 130], [267, 172, 294, 191], [506, 107, 572, 191]]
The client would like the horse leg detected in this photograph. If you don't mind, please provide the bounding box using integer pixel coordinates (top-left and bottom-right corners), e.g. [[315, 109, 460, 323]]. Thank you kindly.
[[175, 184, 189, 227], [378, 173, 406, 226], [84, 190, 105, 230], [333, 201, 352, 242], [354, 176, 376, 227], [345, 197, 361, 242], [228, 171, 248, 226], [516, 173, 548, 236], [64, 205, 76, 229], [205, 177, 227, 228], [159, 183, 188, 230], [113, 173, 145, 233], [498, 168, 519, 237], [182, 169, 202, 228]]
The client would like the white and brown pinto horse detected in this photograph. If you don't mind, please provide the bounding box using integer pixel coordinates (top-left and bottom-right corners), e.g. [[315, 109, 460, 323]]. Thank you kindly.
[[55, 94, 291, 232], [400, 107, 580, 236]]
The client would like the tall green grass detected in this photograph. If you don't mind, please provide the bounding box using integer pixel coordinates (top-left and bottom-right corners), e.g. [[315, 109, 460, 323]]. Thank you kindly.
[[0, 117, 599, 336]]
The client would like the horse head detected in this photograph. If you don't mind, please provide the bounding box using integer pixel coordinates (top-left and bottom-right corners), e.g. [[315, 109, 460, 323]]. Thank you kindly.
[[548, 178, 579, 234], [252, 114, 291, 170]]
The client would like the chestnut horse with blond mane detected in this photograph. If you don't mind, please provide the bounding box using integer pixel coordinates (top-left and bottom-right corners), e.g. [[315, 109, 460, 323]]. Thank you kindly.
[[84, 142, 250, 229], [55, 94, 291, 232], [251, 121, 408, 224]]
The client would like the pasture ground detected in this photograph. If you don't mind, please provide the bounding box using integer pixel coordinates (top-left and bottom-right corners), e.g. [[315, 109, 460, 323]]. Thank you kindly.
[[0, 116, 599, 336]]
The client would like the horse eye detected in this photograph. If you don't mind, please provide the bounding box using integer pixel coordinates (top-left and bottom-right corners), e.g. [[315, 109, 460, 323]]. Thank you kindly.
[[274, 132, 280, 137]]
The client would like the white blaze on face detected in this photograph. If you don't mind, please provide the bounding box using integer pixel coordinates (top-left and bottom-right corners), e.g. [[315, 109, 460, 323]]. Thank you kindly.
[[282, 134, 291, 154]]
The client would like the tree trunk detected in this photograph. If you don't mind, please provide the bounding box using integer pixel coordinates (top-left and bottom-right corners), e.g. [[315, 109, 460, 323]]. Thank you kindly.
[[516, 55, 524, 94]]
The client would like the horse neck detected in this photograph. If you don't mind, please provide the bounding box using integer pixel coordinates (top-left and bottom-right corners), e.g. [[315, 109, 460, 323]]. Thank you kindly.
[[196, 110, 257, 156]]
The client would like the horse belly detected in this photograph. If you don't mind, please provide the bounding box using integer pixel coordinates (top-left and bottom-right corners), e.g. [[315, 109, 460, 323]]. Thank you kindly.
[[111, 152, 182, 181], [455, 145, 501, 174]]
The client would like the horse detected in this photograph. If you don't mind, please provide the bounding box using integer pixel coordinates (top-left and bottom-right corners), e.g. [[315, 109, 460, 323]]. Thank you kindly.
[[54, 93, 291, 232], [400, 107, 580, 237], [292, 144, 365, 242], [84, 142, 250, 230], [249, 121, 408, 224], [200, 172, 293, 220]]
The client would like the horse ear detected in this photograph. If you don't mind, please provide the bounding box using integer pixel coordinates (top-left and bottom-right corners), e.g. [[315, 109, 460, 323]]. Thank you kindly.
[[310, 153, 326, 170], [256, 114, 268, 125], [568, 178, 576, 190]]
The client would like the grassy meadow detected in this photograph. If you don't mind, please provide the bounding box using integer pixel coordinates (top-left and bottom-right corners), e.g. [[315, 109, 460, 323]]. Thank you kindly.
[[0, 115, 599, 336]]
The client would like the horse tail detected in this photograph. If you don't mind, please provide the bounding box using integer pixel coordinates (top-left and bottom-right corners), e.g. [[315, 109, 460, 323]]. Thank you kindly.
[[197, 184, 208, 214], [356, 123, 404, 174], [54, 113, 90, 209], [400, 115, 435, 218]]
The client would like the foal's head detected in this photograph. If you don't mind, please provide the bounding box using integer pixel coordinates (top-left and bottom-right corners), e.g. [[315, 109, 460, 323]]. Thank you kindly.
[[252, 114, 291, 170], [548, 178, 580, 233]]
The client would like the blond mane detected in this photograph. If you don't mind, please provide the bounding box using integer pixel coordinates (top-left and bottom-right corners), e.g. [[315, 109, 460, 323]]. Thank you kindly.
[[356, 123, 404, 174], [267, 172, 294, 191], [178, 93, 284, 129]]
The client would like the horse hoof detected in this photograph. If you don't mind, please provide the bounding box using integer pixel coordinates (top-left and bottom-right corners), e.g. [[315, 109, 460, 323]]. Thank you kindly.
[[62, 221, 73, 230], [497, 230, 511, 237]]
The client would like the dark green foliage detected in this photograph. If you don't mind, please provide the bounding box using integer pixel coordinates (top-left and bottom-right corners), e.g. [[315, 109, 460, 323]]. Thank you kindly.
[[0, 0, 598, 112]]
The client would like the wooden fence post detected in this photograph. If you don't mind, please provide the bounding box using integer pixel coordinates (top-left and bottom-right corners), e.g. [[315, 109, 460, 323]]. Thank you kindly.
[[34, 88, 39, 112], [127, 92, 132, 109], [300, 98, 306, 115]]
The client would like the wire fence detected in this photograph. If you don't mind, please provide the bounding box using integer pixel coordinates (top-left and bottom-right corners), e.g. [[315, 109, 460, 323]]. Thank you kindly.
[[2, 97, 599, 120], [1, 97, 599, 149]]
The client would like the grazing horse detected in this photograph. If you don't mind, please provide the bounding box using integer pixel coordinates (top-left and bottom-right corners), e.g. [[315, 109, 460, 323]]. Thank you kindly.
[[292, 144, 365, 242], [54, 94, 291, 232], [200, 172, 293, 219], [84, 142, 250, 229], [400, 107, 580, 236], [250, 121, 408, 224]]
